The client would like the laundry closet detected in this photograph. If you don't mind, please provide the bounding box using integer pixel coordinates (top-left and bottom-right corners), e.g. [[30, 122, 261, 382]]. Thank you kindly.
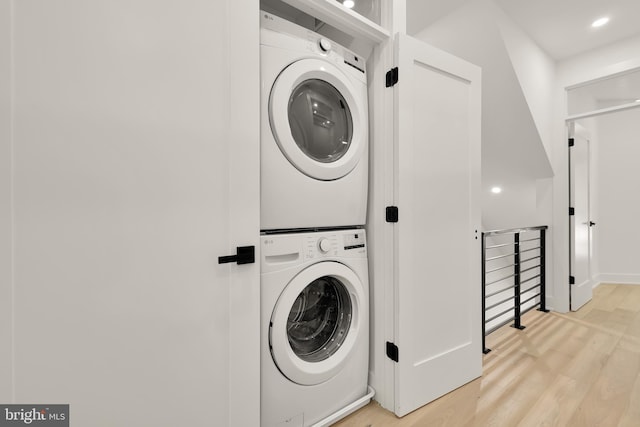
[[258, 0, 482, 424]]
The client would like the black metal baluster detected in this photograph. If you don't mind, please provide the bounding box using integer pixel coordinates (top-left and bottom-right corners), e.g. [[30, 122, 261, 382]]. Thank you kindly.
[[538, 228, 550, 313], [512, 232, 525, 330], [482, 232, 490, 354]]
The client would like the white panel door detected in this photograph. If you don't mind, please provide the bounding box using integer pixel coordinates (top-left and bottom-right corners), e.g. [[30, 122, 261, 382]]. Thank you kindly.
[[570, 130, 593, 311], [393, 33, 482, 417], [9, 1, 259, 426]]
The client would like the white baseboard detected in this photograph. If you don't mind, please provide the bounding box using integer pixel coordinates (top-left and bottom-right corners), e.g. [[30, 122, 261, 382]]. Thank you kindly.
[[594, 274, 640, 286], [543, 296, 558, 313]]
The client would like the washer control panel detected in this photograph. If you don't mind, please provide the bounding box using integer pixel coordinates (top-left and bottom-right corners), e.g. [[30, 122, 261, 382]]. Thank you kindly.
[[343, 231, 365, 250], [261, 229, 367, 271], [305, 234, 339, 260], [302, 230, 366, 261]]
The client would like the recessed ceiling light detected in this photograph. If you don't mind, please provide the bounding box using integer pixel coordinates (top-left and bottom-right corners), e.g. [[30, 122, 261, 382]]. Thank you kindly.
[[343, 0, 355, 9], [636, 99, 640, 103], [591, 17, 609, 28], [491, 187, 502, 194]]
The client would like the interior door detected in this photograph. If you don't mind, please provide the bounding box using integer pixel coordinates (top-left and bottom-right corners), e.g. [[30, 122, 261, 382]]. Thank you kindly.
[[8, 1, 260, 426], [393, 33, 482, 417], [569, 127, 593, 311]]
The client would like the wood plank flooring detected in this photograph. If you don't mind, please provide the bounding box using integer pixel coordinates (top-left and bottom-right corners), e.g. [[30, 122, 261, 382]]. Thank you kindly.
[[334, 283, 640, 427]]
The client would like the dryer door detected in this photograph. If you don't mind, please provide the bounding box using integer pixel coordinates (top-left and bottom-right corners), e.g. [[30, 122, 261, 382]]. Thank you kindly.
[[269, 261, 365, 385], [269, 58, 367, 181]]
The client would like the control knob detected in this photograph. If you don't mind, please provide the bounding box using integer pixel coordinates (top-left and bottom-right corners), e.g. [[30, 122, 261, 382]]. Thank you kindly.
[[318, 38, 332, 53], [318, 238, 332, 253]]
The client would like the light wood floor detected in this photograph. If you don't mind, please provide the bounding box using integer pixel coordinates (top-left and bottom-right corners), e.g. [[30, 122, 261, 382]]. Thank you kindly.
[[334, 283, 640, 427]]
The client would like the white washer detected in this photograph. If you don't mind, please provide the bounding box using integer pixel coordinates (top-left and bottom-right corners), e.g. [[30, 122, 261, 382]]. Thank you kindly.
[[260, 11, 369, 231], [261, 229, 369, 427]]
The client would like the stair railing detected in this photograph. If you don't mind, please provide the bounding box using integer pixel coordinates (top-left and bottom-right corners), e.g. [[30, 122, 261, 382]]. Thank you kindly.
[[481, 226, 549, 354]]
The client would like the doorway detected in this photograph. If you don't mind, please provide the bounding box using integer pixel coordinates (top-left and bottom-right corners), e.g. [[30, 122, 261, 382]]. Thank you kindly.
[[568, 123, 593, 311], [567, 106, 640, 311], [565, 68, 640, 312]]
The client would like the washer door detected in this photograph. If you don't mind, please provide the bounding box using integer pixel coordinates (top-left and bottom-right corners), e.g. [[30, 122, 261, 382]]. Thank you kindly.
[[270, 261, 365, 385], [269, 58, 366, 181]]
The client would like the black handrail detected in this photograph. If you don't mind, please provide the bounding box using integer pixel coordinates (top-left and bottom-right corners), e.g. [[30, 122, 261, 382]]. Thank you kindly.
[[483, 225, 548, 236], [481, 226, 549, 354]]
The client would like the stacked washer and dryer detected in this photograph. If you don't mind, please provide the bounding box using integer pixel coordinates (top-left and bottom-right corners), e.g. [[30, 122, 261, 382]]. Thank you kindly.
[[260, 11, 372, 427]]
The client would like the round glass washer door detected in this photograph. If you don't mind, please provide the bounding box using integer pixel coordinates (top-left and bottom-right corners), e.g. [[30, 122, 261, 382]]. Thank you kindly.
[[269, 58, 367, 181], [269, 261, 365, 386]]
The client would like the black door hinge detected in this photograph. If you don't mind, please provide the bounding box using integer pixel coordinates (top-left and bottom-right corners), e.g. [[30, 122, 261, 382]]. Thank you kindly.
[[569, 207, 575, 216], [569, 138, 575, 147], [569, 275, 575, 285], [386, 67, 399, 87], [386, 206, 399, 223], [386, 342, 399, 362], [218, 245, 255, 265]]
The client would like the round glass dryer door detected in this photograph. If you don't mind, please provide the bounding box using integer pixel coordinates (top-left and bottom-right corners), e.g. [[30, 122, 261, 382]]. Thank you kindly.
[[269, 58, 367, 181], [269, 262, 365, 385], [288, 79, 353, 164]]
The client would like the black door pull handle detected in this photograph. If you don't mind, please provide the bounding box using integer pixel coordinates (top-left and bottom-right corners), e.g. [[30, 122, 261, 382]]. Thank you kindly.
[[218, 246, 255, 265], [589, 221, 596, 227]]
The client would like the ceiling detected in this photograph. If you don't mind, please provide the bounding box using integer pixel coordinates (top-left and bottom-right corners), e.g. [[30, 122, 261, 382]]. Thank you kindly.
[[407, 0, 640, 61], [495, 0, 640, 60]]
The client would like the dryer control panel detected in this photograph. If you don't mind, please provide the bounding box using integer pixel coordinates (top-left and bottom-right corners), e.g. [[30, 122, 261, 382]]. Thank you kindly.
[[260, 10, 366, 79]]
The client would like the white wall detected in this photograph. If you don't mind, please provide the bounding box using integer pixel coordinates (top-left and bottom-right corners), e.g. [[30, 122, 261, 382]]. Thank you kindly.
[[413, 0, 553, 233], [495, 5, 556, 157], [592, 108, 640, 283], [414, 0, 552, 181], [406, 0, 468, 35], [482, 178, 552, 232], [482, 181, 536, 230], [0, 0, 12, 404], [559, 34, 640, 89], [567, 87, 600, 116]]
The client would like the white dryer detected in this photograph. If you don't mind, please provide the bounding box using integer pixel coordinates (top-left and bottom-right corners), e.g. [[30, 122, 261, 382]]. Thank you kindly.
[[260, 11, 369, 231], [261, 229, 369, 427]]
